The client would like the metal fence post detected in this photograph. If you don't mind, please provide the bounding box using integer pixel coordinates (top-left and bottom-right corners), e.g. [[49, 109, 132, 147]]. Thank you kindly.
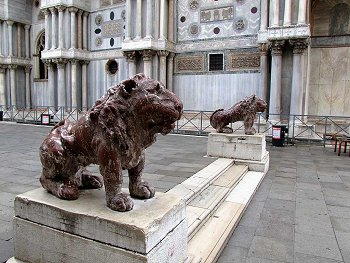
[[200, 111, 203, 135], [324, 117, 328, 147]]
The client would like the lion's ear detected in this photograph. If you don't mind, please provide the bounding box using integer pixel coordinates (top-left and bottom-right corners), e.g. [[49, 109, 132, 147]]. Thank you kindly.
[[121, 79, 137, 97]]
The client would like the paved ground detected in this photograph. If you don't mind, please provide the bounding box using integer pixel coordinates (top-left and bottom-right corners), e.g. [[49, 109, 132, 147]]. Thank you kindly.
[[0, 122, 213, 262], [218, 144, 350, 263]]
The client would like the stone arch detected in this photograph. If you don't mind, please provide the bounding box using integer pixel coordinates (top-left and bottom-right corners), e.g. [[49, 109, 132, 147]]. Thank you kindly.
[[34, 30, 47, 80], [329, 3, 350, 36]]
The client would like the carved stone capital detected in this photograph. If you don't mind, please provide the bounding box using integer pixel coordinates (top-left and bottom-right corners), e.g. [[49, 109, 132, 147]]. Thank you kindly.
[[48, 7, 57, 14], [24, 65, 32, 73], [0, 65, 7, 73], [43, 59, 53, 66], [167, 52, 175, 60], [271, 40, 285, 56], [8, 64, 18, 69], [24, 24, 31, 30], [290, 39, 309, 54], [83, 11, 89, 17], [53, 58, 68, 66], [80, 60, 90, 65], [6, 20, 14, 26], [68, 7, 79, 13], [71, 59, 79, 65], [123, 51, 138, 61], [142, 50, 156, 61], [57, 5, 67, 12], [157, 50, 170, 57], [77, 10, 84, 16], [259, 43, 270, 56]]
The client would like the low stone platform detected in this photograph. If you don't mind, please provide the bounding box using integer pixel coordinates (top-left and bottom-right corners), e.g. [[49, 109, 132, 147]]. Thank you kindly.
[[8, 188, 187, 263]]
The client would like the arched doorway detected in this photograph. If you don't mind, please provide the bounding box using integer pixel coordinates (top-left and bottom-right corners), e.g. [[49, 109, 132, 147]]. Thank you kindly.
[[34, 31, 47, 80]]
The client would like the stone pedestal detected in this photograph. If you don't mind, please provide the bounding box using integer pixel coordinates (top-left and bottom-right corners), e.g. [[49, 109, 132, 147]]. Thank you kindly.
[[207, 133, 269, 173], [8, 188, 187, 263]]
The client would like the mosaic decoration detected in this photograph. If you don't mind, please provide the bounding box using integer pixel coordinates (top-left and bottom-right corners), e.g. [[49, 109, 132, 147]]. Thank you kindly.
[[177, 0, 260, 42], [175, 55, 205, 73], [91, 6, 126, 51], [200, 6, 234, 23], [227, 52, 260, 70]]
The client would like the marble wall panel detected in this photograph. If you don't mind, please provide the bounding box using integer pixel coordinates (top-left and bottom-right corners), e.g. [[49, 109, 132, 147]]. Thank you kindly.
[[6, 0, 32, 24], [174, 72, 261, 111], [309, 47, 350, 116], [33, 81, 49, 106], [177, 0, 260, 42]]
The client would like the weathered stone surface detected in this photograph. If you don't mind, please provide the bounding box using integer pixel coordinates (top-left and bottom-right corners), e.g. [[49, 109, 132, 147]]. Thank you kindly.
[[14, 188, 186, 255], [207, 133, 267, 162]]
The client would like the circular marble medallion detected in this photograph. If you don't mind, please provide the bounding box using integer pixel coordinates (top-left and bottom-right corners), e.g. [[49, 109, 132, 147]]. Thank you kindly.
[[121, 10, 126, 20], [213, 27, 220, 34], [188, 23, 201, 36], [188, 0, 199, 10], [236, 0, 245, 5], [180, 16, 186, 23], [251, 7, 258, 14], [234, 17, 247, 32], [95, 37, 103, 47], [95, 14, 103, 26]]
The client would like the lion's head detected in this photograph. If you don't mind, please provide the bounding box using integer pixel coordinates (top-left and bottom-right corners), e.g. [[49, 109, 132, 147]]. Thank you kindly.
[[239, 95, 267, 113], [89, 74, 183, 150]]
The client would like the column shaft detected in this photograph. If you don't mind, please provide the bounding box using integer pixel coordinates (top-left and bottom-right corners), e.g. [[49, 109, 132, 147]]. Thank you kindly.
[[17, 24, 22, 57], [50, 8, 57, 49], [125, 0, 132, 40], [9, 66, 17, 107], [260, 0, 268, 30], [259, 43, 269, 102], [82, 13, 88, 50], [135, 0, 142, 39], [158, 51, 169, 85], [0, 66, 6, 105], [283, 0, 292, 26], [7, 21, 14, 56], [71, 60, 78, 108], [47, 62, 55, 107], [166, 53, 175, 91], [77, 10, 83, 49], [298, 0, 308, 24], [44, 10, 50, 50], [0, 21, 3, 56], [81, 61, 88, 109], [146, 0, 153, 39], [57, 61, 66, 108], [24, 25, 30, 58], [58, 6, 65, 49], [25, 66, 31, 108], [142, 50, 155, 77], [272, 0, 280, 27], [69, 8, 78, 49], [159, 0, 168, 40]]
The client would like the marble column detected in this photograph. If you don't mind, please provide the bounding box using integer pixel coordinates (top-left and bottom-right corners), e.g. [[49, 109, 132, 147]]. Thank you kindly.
[[159, 0, 168, 40], [166, 53, 175, 92], [260, 0, 268, 31], [135, 0, 142, 40], [290, 39, 308, 117], [69, 7, 78, 49], [9, 65, 17, 107], [124, 51, 137, 77], [25, 66, 31, 108], [24, 25, 30, 58], [298, 0, 308, 24], [17, 23, 22, 57], [158, 50, 169, 86], [125, 0, 132, 40], [142, 50, 155, 77], [0, 65, 6, 105], [146, 0, 153, 39], [58, 6, 66, 49], [269, 40, 284, 121], [81, 60, 89, 109], [49, 7, 57, 50], [168, 0, 174, 42], [71, 59, 78, 108], [56, 59, 67, 108], [47, 61, 55, 107], [44, 9, 50, 50], [77, 10, 83, 50], [272, 0, 280, 27], [7, 21, 14, 57], [0, 21, 3, 57], [283, 0, 292, 26], [82, 12, 88, 50], [259, 43, 269, 103]]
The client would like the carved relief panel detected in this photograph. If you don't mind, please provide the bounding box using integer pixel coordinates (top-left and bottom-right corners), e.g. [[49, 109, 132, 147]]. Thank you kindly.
[[174, 55, 206, 73], [177, 0, 261, 42], [227, 52, 260, 71]]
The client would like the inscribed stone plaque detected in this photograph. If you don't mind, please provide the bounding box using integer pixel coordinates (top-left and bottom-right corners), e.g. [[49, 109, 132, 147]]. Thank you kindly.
[[227, 53, 260, 70], [200, 6, 234, 23], [175, 55, 205, 73], [102, 20, 124, 38]]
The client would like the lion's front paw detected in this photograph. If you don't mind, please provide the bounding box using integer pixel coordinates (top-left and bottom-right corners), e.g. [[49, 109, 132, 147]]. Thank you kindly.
[[108, 193, 134, 212], [221, 126, 233, 133], [57, 184, 79, 200], [130, 181, 155, 199], [245, 128, 256, 135]]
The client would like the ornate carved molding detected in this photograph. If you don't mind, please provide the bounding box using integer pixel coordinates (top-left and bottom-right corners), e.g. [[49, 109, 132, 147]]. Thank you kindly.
[[290, 39, 309, 54], [271, 40, 285, 56]]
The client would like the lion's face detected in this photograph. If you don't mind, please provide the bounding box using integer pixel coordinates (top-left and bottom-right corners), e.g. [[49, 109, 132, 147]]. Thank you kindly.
[[120, 74, 183, 135], [255, 97, 267, 113]]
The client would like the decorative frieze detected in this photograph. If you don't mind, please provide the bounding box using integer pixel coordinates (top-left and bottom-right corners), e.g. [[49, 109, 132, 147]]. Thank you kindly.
[[174, 55, 205, 73], [227, 52, 260, 71]]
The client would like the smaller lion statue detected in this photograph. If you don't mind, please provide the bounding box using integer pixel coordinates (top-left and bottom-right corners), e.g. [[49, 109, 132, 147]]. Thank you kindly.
[[210, 95, 267, 135], [39, 74, 183, 212]]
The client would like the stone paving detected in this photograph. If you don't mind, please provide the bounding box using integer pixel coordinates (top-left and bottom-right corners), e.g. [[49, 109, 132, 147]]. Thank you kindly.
[[218, 144, 350, 263], [1, 123, 350, 263], [0, 122, 213, 263]]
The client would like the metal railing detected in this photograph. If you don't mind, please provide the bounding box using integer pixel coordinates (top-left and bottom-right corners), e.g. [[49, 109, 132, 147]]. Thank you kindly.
[[1, 106, 349, 145]]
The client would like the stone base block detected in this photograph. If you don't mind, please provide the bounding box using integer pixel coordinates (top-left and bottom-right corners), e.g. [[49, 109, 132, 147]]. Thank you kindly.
[[10, 188, 187, 263], [234, 152, 270, 173]]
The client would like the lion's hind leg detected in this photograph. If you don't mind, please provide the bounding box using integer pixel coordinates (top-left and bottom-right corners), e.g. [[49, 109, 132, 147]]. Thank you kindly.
[[221, 126, 233, 133], [76, 167, 103, 190]]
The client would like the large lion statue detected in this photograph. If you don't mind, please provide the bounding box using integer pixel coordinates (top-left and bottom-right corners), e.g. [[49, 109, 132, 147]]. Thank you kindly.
[[39, 74, 183, 212], [210, 95, 267, 135]]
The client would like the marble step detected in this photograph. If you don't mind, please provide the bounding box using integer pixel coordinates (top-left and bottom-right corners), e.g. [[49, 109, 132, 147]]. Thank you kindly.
[[187, 171, 266, 263], [186, 164, 248, 239]]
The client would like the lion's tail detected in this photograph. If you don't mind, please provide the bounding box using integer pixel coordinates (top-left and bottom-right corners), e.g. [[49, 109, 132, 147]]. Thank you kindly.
[[210, 109, 224, 128]]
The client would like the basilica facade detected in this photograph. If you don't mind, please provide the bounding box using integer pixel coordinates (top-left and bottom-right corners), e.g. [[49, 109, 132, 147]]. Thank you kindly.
[[0, 0, 349, 118]]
